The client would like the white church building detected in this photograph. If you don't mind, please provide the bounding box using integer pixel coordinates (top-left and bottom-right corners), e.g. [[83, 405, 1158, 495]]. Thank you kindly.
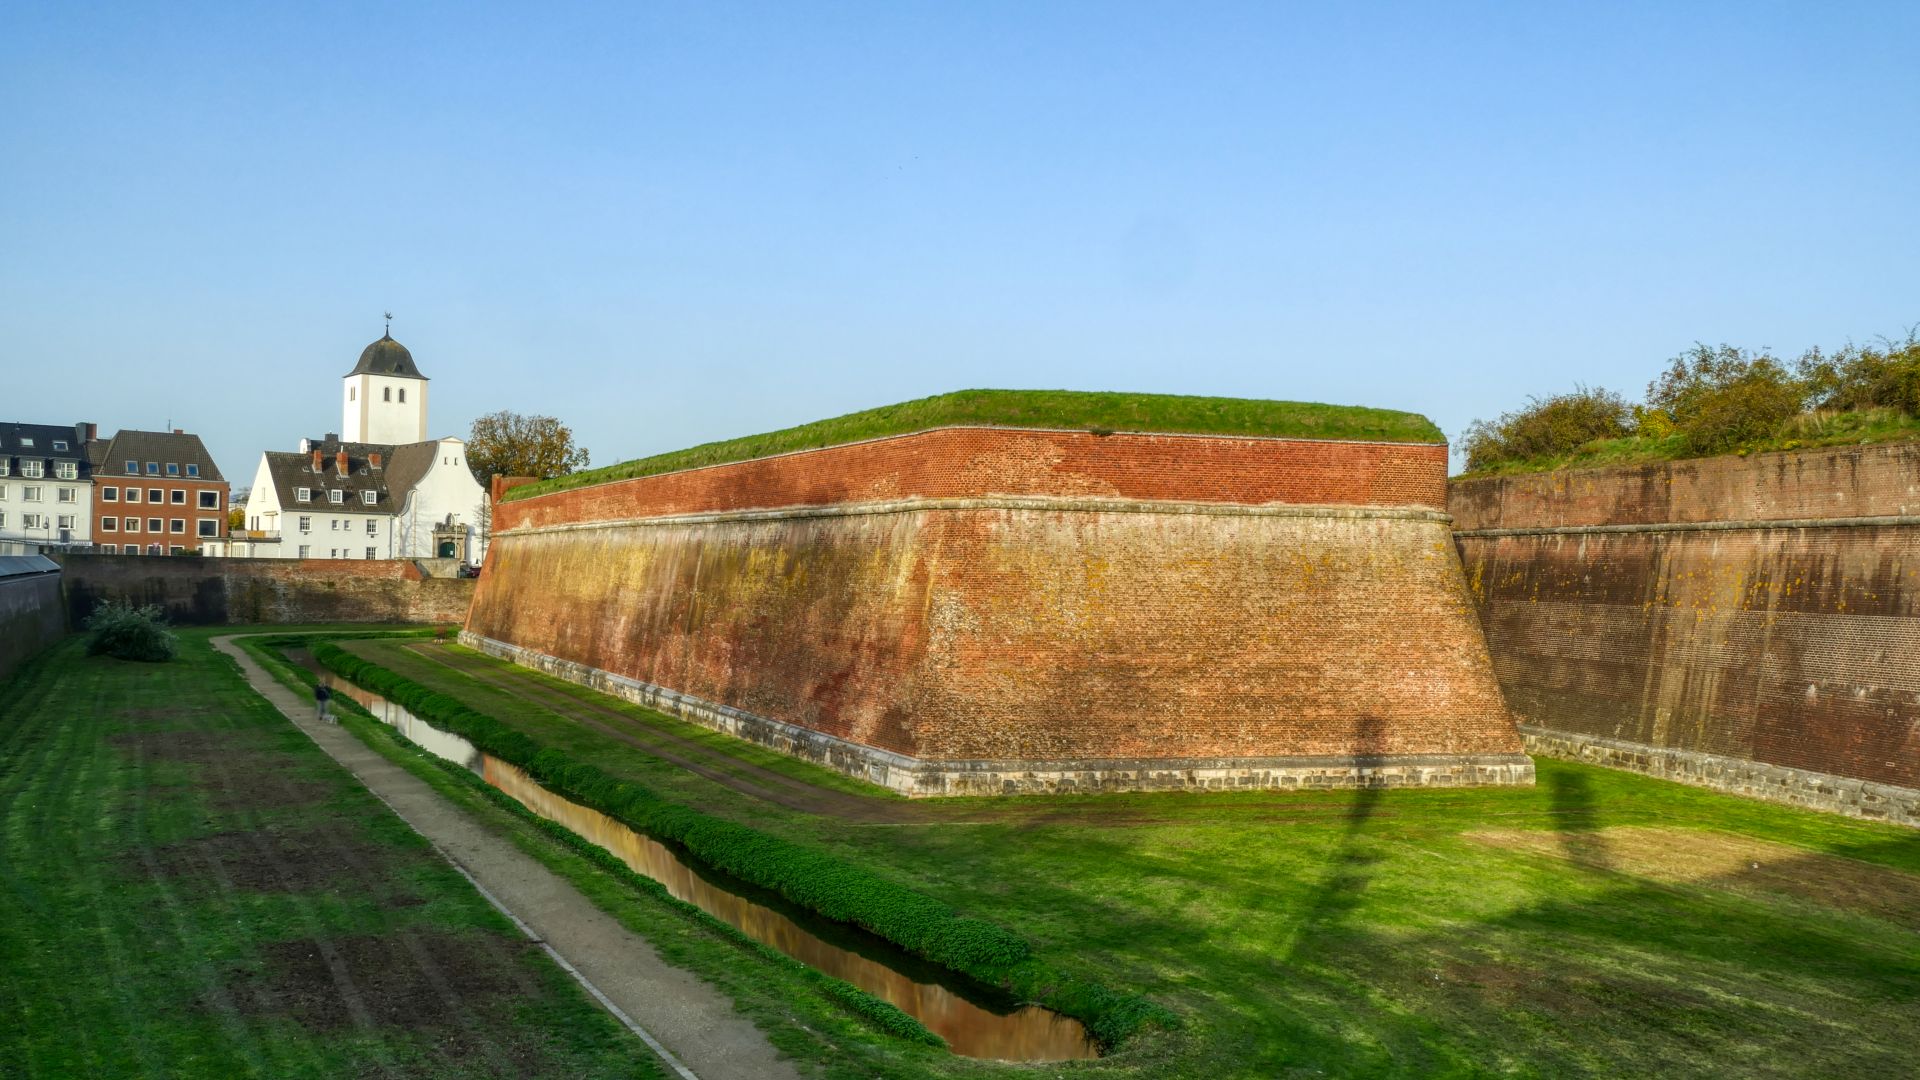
[[206, 331, 487, 564]]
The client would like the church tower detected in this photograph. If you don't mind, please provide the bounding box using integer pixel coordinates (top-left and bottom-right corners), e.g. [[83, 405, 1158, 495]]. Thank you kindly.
[[342, 328, 429, 444]]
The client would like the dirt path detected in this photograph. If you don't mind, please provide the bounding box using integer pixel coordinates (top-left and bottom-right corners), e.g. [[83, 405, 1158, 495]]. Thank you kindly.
[[213, 635, 801, 1080]]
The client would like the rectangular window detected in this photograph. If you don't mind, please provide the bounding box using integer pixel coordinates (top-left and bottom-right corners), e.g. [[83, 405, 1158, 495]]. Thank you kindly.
[[329, 548, 338, 558], [57, 488, 75, 503], [124, 518, 139, 533], [145, 462, 158, 474], [170, 490, 185, 504], [329, 519, 338, 531], [365, 520, 377, 535], [185, 464, 199, 477], [125, 488, 140, 503], [166, 463, 179, 475], [350, 386, 357, 401], [100, 545, 115, 554], [103, 486, 117, 501], [22, 462, 42, 478], [170, 546, 184, 555], [102, 517, 117, 531], [296, 487, 311, 502], [23, 513, 41, 529], [298, 545, 310, 558], [23, 487, 40, 502], [58, 515, 75, 529], [361, 490, 376, 505], [147, 489, 162, 503], [147, 518, 162, 533], [0, 463, 9, 476], [0, 486, 8, 499], [198, 491, 218, 509], [51, 439, 67, 451], [18, 437, 32, 447], [298, 516, 312, 532], [329, 489, 344, 504], [0, 511, 6, 528], [365, 547, 376, 559], [125, 460, 137, 473], [170, 518, 185, 533], [55, 462, 77, 480], [198, 519, 217, 537]]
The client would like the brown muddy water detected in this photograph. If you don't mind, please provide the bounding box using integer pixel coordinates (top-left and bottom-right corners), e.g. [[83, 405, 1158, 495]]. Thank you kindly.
[[288, 649, 1097, 1061]]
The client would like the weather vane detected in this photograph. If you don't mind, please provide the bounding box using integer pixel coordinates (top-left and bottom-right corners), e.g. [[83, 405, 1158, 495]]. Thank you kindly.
[[384, 310, 393, 334]]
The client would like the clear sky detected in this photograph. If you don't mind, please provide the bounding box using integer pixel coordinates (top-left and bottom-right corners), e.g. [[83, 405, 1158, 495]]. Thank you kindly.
[[4, 2, 1916, 481]]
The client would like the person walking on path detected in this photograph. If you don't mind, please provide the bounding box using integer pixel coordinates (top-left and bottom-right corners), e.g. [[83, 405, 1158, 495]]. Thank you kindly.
[[314, 678, 335, 724]]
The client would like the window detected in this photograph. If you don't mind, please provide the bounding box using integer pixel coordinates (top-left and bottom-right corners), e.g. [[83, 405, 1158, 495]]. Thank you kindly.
[[383, 387, 392, 402], [23, 513, 42, 529], [198, 519, 217, 537], [298, 516, 312, 533], [296, 487, 311, 502], [124, 545, 138, 556], [169, 546, 183, 555], [170, 518, 185, 534], [0, 487, 7, 500], [23, 487, 40, 502], [298, 545, 310, 558], [165, 463, 179, 476], [18, 436, 32, 447], [349, 386, 357, 401], [329, 519, 338, 531], [170, 490, 185, 504], [329, 489, 344, 504], [145, 462, 158, 474], [57, 488, 75, 503], [147, 544, 162, 555], [329, 548, 338, 558], [101, 517, 117, 531], [125, 460, 137, 473], [0, 511, 6, 528], [398, 388, 406, 403], [365, 547, 376, 559], [52, 439, 67, 451], [124, 518, 139, 533], [22, 461, 42, 478], [102, 486, 117, 501], [198, 491, 218, 509], [361, 490, 376, 505], [100, 545, 115, 554], [147, 518, 162, 533], [147, 489, 162, 503], [55, 462, 77, 480], [185, 464, 199, 477], [57, 515, 75, 530], [125, 488, 139, 503], [0, 463, 8, 476], [365, 520, 377, 535]]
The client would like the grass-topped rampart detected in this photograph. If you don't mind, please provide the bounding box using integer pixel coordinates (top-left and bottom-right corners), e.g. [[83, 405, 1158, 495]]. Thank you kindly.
[[504, 389, 1443, 502], [305, 640, 1172, 1049]]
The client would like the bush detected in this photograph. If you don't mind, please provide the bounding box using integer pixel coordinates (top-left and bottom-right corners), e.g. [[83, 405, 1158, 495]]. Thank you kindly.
[[84, 600, 177, 662], [1646, 344, 1807, 454], [1798, 331, 1920, 417], [1461, 386, 1633, 471]]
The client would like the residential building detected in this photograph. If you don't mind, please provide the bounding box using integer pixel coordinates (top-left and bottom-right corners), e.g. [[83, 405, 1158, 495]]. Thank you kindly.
[[0, 421, 96, 554], [87, 429, 230, 555]]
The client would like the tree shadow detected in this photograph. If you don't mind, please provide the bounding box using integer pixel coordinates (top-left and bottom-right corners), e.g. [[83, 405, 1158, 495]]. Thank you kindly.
[[1547, 766, 1613, 870], [1290, 714, 1390, 942]]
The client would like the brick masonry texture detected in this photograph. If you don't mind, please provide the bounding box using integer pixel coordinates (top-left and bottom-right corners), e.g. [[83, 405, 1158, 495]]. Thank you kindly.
[[494, 427, 1450, 532], [0, 570, 66, 682], [1452, 446, 1920, 824], [469, 430, 1528, 795], [60, 554, 474, 626]]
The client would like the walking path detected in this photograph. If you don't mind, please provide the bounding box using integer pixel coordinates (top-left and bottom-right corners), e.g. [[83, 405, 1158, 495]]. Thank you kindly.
[[212, 635, 801, 1080]]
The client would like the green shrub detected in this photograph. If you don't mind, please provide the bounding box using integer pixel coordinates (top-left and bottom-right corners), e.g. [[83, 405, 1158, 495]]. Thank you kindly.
[[1798, 331, 1920, 417], [84, 600, 177, 662], [1461, 386, 1633, 471], [1647, 344, 1807, 454]]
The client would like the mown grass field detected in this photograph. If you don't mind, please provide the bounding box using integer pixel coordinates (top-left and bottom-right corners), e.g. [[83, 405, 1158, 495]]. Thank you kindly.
[[0, 631, 661, 1079], [334, 637, 1920, 1079], [505, 388, 1444, 501]]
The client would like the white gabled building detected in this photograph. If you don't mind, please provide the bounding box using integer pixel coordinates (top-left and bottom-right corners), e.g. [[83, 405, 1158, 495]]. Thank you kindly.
[[206, 331, 487, 563]]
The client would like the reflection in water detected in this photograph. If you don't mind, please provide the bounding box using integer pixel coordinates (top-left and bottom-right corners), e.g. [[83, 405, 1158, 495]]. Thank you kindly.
[[291, 650, 1097, 1061]]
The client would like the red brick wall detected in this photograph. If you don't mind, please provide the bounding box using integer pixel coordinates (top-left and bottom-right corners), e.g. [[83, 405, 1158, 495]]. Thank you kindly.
[[470, 431, 1521, 766], [61, 554, 471, 626], [1452, 449, 1920, 790], [495, 428, 1448, 532], [93, 476, 229, 552]]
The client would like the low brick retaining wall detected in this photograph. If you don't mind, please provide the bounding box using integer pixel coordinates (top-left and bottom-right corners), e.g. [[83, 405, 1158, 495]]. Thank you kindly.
[[61, 553, 474, 626], [0, 556, 66, 682]]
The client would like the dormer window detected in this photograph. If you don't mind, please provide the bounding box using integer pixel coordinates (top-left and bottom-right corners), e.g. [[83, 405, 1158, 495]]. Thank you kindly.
[[185, 464, 199, 477], [361, 490, 377, 505], [145, 462, 158, 474], [125, 460, 137, 473], [296, 487, 311, 502], [18, 437, 32, 448], [21, 461, 42, 479], [52, 440, 67, 451], [329, 490, 344, 504], [55, 462, 77, 480], [166, 463, 179, 476]]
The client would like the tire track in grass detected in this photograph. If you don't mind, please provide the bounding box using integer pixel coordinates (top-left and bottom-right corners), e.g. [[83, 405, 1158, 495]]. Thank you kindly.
[[0, 655, 72, 1080]]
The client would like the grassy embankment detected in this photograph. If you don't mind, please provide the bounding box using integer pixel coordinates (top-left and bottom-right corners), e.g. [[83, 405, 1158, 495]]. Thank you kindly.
[[1459, 407, 1920, 477], [504, 388, 1445, 501], [318, 636, 1920, 1079], [0, 629, 663, 1079]]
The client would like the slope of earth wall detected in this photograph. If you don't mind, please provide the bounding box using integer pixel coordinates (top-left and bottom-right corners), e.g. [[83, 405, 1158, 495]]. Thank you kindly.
[[468, 426, 1529, 796], [1452, 444, 1920, 826]]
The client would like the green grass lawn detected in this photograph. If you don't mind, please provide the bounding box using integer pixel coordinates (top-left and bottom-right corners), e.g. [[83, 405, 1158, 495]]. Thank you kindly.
[[0, 630, 663, 1079], [505, 388, 1445, 501], [332, 638, 1920, 1079]]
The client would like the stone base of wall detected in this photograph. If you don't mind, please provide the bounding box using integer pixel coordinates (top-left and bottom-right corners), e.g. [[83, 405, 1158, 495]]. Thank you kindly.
[[1520, 725, 1920, 828], [464, 632, 1535, 796]]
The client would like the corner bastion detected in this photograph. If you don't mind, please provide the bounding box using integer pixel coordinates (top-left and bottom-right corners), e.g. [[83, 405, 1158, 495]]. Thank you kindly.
[[465, 407, 1530, 795]]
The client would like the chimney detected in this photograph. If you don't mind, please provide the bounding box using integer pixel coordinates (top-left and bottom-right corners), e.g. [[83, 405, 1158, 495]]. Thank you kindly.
[[77, 421, 97, 444], [336, 450, 350, 476], [325, 432, 338, 443], [311, 449, 324, 472], [173, 428, 184, 436], [368, 452, 383, 470]]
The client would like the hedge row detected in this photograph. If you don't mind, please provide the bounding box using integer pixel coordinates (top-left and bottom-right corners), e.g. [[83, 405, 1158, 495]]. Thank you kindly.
[[306, 641, 1174, 1047]]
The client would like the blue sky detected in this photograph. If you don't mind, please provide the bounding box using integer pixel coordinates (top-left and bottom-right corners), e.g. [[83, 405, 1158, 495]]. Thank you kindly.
[[4, 2, 1916, 480]]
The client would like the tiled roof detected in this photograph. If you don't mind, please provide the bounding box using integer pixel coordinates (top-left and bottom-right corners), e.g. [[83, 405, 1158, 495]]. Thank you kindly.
[[94, 429, 226, 482], [0, 421, 93, 479], [261, 437, 440, 514], [347, 334, 427, 379]]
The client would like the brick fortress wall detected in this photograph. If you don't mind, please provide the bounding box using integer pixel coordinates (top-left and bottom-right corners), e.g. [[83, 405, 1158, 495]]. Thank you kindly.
[[61, 554, 475, 626], [1451, 443, 1920, 826], [468, 427, 1529, 795]]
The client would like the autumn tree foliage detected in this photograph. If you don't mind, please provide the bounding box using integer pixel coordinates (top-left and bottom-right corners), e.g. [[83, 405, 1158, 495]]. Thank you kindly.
[[465, 411, 590, 483]]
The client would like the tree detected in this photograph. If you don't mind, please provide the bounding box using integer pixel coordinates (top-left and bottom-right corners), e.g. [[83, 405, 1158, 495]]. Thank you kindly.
[[465, 411, 590, 483]]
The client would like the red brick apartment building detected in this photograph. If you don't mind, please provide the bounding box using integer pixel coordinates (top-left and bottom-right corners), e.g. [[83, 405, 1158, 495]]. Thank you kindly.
[[88, 429, 230, 554]]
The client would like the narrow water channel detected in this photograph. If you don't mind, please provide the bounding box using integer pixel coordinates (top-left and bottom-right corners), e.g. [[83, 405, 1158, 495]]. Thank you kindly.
[[288, 649, 1098, 1061]]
